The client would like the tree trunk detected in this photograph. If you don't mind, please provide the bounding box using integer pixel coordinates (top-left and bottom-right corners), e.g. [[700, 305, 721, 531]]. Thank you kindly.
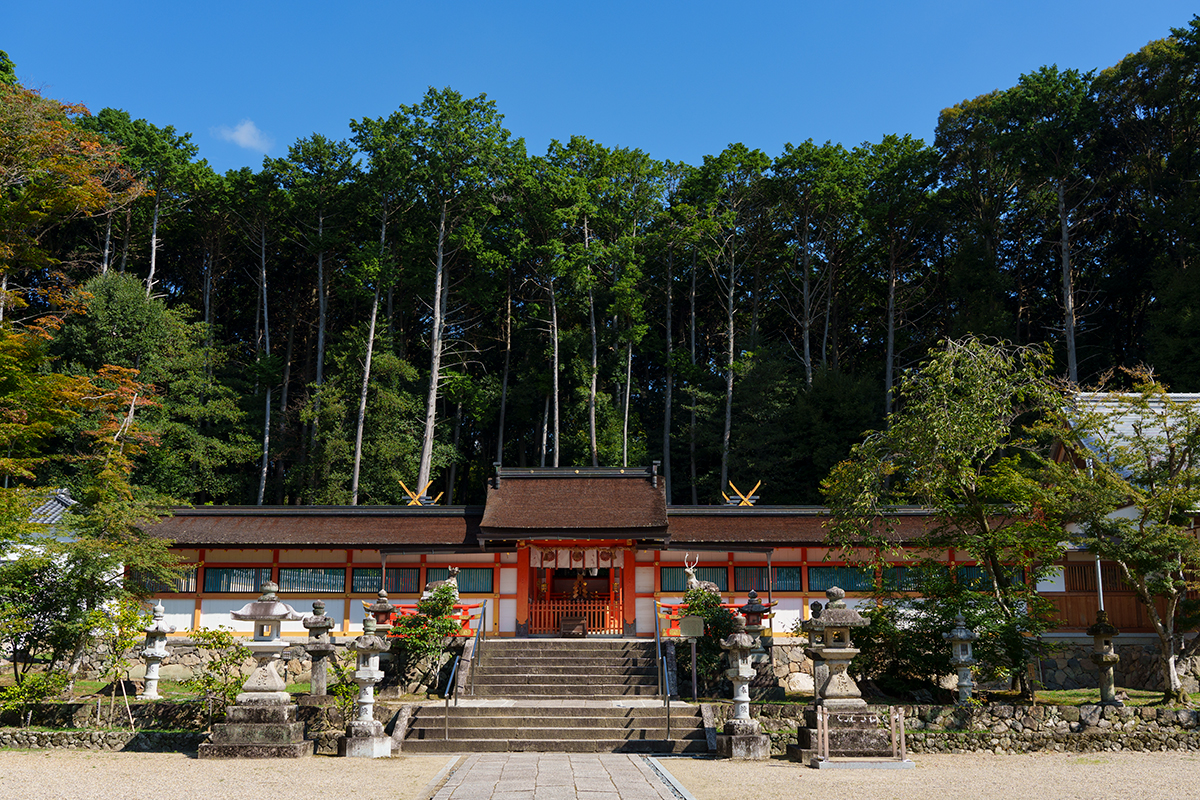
[[662, 249, 673, 502], [101, 212, 112, 274], [144, 193, 160, 297], [447, 401, 463, 503], [885, 244, 897, 419], [550, 278, 560, 468], [256, 228, 272, 506], [800, 218, 813, 388], [720, 260, 735, 495], [276, 301, 297, 504], [539, 395, 549, 467], [588, 288, 599, 467], [350, 284, 380, 505], [417, 202, 449, 497], [1059, 181, 1078, 384], [622, 338, 632, 467], [312, 211, 328, 447], [689, 254, 699, 505], [585, 214, 599, 468], [119, 206, 131, 273], [496, 276, 512, 465]]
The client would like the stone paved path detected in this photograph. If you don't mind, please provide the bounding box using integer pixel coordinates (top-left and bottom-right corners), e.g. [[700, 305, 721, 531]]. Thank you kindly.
[[429, 753, 688, 800]]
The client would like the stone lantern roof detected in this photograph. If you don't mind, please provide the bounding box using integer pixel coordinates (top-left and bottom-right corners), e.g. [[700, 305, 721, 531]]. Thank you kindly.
[[801, 587, 868, 633]]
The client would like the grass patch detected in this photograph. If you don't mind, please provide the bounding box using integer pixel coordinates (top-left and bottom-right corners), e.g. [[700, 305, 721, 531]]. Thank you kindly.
[[1034, 688, 1196, 707]]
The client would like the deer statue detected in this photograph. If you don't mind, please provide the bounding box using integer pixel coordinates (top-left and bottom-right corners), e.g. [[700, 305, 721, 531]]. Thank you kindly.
[[683, 554, 721, 595], [423, 565, 460, 600]]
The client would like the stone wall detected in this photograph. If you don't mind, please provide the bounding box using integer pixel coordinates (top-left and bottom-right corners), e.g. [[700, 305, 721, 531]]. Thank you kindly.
[[0, 729, 208, 752], [727, 702, 1200, 756], [73, 638, 352, 684], [905, 703, 1200, 754], [766, 636, 1199, 696], [1037, 641, 1199, 693]]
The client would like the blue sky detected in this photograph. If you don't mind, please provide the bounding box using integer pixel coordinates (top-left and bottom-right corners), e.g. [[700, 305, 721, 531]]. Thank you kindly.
[[4, 2, 1196, 174]]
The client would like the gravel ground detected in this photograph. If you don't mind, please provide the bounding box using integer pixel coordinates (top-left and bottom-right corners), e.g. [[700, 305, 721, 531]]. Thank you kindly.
[[657, 752, 1200, 800], [0, 751, 457, 800], [3, 750, 1200, 800]]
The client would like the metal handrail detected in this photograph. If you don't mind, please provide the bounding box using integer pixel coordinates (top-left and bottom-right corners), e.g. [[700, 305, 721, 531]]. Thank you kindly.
[[442, 599, 487, 741], [443, 655, 460, 740], [468, 599, 487, 695], [654, 601, 670, 741]]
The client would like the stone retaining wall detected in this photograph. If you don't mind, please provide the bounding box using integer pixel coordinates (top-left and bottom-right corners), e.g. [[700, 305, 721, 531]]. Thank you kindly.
[[0, 729, 208, 752], [1037, 642, 1199, 693], [766, 637, 1197, 695], [720, 702, 1200, 756]]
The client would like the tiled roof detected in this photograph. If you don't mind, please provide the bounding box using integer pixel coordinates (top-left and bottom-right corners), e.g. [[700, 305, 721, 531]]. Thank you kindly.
[[665, 506, 937, 545], [150, 506, 484, 549], [480, 467, 667, 532], [30, 489, 76, 525]]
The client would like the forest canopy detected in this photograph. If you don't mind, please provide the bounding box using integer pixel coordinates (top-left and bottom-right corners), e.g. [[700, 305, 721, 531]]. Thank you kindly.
[[3, 16, 1200, 508]]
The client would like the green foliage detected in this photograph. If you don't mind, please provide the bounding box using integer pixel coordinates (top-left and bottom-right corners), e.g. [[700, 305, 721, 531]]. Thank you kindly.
[[391, 583, 460, 662], [676, 587, 737, 696], [823, 336, 1077, 695], [846, 562, 1054, 699], [0, 671, 67, 723], [326, 649, 359, 721], [1071, 373, 1200, 702], [96, 597, 151, 688], [182, 627, 250, 720]]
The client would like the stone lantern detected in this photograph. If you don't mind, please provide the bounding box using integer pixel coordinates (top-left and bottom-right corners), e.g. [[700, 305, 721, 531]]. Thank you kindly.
[[198, 581, 313, 758], [715, 613, 771, 759], [338, 616, 392, 758], [228, 581, 306, 706], [366, 588, 395, 631], [140, 602, 175, 701], [1087, 609, 1122, 707], [800, 586, 868, 711], [943, 614, 978, 704], [740, 589, 770, 631], [302, 600, 336, 698]]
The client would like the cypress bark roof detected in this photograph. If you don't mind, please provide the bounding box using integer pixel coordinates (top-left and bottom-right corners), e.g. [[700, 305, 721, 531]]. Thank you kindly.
[[479, 466, 668, 534]]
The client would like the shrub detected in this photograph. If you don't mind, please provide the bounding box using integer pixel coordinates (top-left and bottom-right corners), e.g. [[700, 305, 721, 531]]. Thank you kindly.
[[676, 588, 737, 697], [182, 626, 250, 724]]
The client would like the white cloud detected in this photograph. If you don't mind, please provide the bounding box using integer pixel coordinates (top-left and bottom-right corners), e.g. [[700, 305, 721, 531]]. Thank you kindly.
[[212, 119, 274, 153]]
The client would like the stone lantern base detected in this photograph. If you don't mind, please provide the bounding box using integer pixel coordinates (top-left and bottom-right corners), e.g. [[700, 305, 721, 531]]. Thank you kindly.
[[787, 707, 892, 765], [337, 720, 393, 758], [715, 718, 771, 760], [198, 705, 314, 759]]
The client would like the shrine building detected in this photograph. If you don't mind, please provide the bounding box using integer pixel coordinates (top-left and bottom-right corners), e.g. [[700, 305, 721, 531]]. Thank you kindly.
[[144, 464, 1142, 639]]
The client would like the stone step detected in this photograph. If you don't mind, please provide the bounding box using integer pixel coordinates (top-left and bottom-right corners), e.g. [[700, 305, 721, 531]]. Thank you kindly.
[[472, 684, 662, 697], [477, 664, 657, 676], [410, 710, 700, 724], [399, 737, 708, 755], [472, 673, 657, 687], [406, 724, 706, 741]]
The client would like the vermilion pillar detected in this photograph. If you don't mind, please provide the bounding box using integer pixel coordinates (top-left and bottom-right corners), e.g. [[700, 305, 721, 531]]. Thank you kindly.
[[515, 544, 530, 637], [622, 548, 637, 636]]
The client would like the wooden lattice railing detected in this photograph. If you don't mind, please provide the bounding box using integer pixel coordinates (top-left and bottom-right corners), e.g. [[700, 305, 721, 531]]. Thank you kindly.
[[530, 598, 622, 634]]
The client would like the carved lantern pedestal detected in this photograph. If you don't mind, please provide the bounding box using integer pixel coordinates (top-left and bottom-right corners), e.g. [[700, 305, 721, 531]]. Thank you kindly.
[[198, 582, 312, 759], [1088, 610, 1123, 707], [140, 602, 175, 701], [944, 614, 978, 705], [714, 591, 773, 760], [338, 617, 393, 758], [788, 587, 895, 767], [300, 600, 337, 707]]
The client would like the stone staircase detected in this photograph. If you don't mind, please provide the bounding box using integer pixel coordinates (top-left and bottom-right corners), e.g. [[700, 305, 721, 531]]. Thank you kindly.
[[398, 639, 708, 753]]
